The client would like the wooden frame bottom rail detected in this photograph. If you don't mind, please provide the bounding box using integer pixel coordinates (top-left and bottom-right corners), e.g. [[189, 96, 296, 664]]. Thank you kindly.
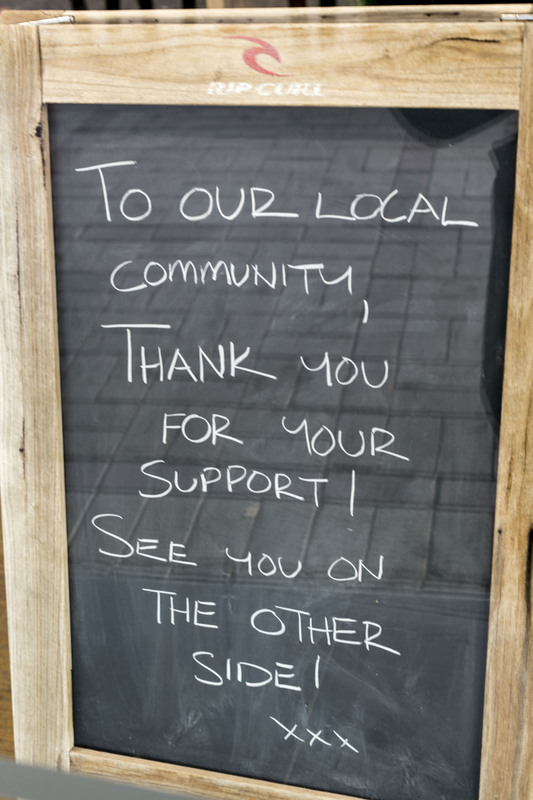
[[70, 748, 363, 800]]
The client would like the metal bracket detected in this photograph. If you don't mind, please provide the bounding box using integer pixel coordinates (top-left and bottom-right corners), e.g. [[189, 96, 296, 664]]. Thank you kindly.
[[501, 13, 533, 21], [19, 15, 74, 25]]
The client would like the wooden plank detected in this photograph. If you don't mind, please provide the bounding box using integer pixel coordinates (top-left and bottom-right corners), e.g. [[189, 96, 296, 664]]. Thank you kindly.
[[0, 11, 70, 24], [0, 24, 73, 769], [39, 20, 523, 108], [478, 20, 533, 800], [0, 516, 14, 761], [0, 516, 14, 800], [70, 748, 367, 800]]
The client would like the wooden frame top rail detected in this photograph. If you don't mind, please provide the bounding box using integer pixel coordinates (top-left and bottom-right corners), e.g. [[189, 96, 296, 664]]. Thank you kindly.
[[1, 7, 533, 800], [1, 4, 528, 109], [36, 20, 523, 107]]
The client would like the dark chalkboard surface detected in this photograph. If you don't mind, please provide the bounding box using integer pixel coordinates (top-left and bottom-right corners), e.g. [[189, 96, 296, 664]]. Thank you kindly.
[[49, 105, 518, 800]]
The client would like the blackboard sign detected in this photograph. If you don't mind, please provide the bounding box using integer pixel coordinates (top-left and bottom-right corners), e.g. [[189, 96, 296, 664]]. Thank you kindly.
[[2, 11, 533, 800], [49, 104, 518, 800]]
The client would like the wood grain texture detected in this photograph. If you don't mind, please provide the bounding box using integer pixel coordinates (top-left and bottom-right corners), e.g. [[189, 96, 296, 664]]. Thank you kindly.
[[70, 748, 368, 800], [0, 518, 14, 761], [0, 10, 69, 23], [479, 21, 533, 800], [0, 517, 14, 800], [0, 24, 73, 769], [39, 20, 523, 108]]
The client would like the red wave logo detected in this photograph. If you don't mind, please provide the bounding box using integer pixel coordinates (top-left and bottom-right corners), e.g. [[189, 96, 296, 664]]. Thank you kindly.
[[228, 36, 289, 78]]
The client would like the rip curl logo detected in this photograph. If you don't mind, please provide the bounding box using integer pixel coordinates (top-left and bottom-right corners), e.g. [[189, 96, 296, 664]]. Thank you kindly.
[[228, 36, 289, 78]]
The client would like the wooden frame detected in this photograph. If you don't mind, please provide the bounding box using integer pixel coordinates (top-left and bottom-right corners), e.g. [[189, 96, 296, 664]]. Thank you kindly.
[[1, 5, 532, 799]]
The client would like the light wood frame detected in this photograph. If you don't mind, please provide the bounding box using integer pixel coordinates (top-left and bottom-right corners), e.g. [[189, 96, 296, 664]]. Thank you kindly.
[[1, 5, 532, 800]]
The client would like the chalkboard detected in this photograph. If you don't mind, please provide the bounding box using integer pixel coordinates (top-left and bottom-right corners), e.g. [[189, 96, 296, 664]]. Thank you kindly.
[[49, 104, 518, 800]]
